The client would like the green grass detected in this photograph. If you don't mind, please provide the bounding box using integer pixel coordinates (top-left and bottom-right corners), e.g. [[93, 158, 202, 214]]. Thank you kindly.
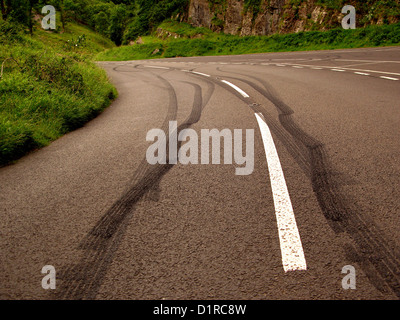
[[96, 22, 400, 61], [0, 19, 117, 166], [156, 20, 213, 38]]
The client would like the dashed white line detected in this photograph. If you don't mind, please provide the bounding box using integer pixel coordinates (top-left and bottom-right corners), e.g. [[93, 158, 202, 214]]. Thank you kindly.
[[331, 69, 346, 72], [292, 66, 303, 69], [144, 66, 169, 70], [380, 76, 399, 81], [354, 72, 370, 76], [221, 80, 250, 98], [281, 62, 400, 76], [335, 59, 400, 64], [254, 112, 307, 272], [191, 71, 211, 77]]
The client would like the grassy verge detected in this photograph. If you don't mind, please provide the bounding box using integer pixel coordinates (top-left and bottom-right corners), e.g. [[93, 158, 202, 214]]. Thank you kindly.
[[96, 20, 400, 61], [0, 20, 117, 166]]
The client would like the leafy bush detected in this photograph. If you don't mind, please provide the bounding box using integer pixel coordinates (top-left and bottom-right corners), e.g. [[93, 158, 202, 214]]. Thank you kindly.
[[0, 20, 25, 44], [0, 116, 37, 165], [0, 20, 117, 166]]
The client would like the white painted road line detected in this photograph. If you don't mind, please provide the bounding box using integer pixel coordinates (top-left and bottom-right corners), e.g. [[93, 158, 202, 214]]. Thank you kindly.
[[354, 72, 370, 76], [282, 62, 400, 76], [331, 69, 346, 72], [144, 66, 169, 70], [254, 112, 307, 273], [292, 66, 303, 69], [380, 76, 399, 81], [192, 71, 211, 77], [335, 59, 400, 64], [221, 80, 250, 98]]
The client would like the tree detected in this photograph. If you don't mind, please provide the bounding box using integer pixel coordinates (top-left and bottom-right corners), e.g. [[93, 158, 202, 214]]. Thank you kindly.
[[95, 11, 109, 36], [1, 0, 13, 20], [1, 0, 5, 20], [109, 5, 127, 45]]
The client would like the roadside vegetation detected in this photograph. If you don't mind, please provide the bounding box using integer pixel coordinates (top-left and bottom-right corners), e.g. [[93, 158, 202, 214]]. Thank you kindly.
[[96, 20, 400, 61], [0, 17, 117, 166]]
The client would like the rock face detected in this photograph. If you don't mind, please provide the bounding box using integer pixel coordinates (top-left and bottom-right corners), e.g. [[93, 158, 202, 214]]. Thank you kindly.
[[187, 0, 398, 36], [188, 0, 213, 29], [187, 0, 327, 35]]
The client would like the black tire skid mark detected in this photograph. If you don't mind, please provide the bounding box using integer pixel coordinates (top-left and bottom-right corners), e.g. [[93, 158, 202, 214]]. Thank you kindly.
[[216, 67, 400, 298], [215, 67, 312, 178], [55, 69, 215, 300]]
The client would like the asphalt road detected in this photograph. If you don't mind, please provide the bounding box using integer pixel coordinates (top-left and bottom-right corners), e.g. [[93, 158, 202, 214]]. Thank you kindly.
[[1, 46, 399, 300]]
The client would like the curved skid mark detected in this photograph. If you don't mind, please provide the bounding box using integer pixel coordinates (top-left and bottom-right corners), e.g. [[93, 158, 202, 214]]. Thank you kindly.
[[56, 72, 215, 300], [217, 66, 400, 298]]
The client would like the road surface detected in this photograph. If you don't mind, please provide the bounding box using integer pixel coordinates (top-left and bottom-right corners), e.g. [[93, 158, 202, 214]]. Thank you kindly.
[[1, 46, 399, 300]]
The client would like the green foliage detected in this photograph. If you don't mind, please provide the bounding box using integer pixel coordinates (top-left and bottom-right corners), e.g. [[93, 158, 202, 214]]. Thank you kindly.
[[0, 19, 24, 43], [156, 20, 212, 38], [109, 4, 128, 46], [243, 0, 263, 18], [0, 20, 117, 166], [164, 38, 216, 57], [1, 0, 400, 46], [315, 0, 400, 24], [121, 0, 190, 44], [97, 22, 400, 61], [64, 34, 87, 50], [315, 0, 345, 10]]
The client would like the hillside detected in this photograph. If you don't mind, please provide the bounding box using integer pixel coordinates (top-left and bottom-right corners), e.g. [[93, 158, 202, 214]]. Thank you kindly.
[[96, 19, 400, 61], [3, 1, 397, 46], [0, 16, 117, 166], [188, 0, 400, 36]]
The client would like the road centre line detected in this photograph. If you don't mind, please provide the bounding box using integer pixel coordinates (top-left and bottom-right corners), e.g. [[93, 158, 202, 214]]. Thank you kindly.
[[335, 59, 400, 64], [254, 112, 307, 272], [144, 65, 169, 70], [354, 72, 370, 76], [191, 71, 211, 77], [337, 62, 390, 68], [179, 68, 305, 271], [380, 76, 399, 81], [279, 63, 400, 76], [221, 80, 250, 98]]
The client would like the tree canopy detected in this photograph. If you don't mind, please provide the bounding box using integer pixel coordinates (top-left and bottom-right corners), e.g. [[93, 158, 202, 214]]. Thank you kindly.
[[0, 0, 189, 45]]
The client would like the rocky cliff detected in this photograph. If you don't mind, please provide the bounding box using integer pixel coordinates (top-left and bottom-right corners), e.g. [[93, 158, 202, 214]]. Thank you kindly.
[[187, 0, 400, 36]]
